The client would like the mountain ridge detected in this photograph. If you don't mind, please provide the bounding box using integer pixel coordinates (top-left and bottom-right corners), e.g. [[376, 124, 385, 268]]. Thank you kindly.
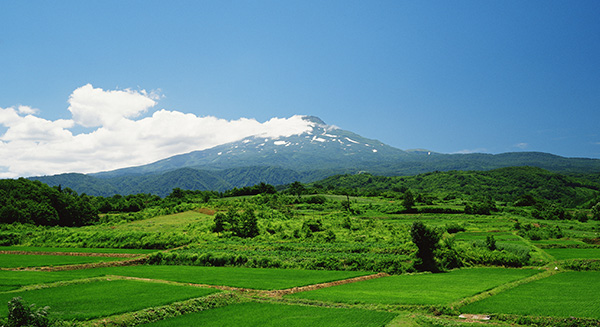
[[29, 115, 600, 196]]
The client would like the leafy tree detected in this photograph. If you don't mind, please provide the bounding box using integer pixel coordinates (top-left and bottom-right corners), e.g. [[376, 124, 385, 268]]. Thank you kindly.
[[410, 221, 441, 272], [403, 190, 415, 211], [592, 202, 600, 220], [486, 235, 497, 251], [211, 212, 229, 234], [168, 188, 185, 199], [236, 210, 259, 238], [211, 209, 259, 238], [288, 181, 305, 198]]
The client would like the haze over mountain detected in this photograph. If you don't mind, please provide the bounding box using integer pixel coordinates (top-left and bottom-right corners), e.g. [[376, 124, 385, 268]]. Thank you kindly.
[[31, 116, 600, 196]]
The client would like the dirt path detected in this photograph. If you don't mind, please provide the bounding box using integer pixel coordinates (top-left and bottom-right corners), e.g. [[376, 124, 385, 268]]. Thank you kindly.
[[267, 272, 389, 297]]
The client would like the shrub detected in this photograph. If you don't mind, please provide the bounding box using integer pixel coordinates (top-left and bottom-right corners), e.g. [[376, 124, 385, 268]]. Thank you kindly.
[[5, 297, 51, 327], [444, 223, 465, 234]]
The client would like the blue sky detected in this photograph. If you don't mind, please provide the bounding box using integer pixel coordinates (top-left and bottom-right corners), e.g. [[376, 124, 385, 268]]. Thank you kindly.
[[1, 1, 599, 177]]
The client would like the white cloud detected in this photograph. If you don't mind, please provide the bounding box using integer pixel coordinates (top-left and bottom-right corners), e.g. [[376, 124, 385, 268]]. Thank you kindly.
[[0, 84, 313, 178], [515, 142, 528, 149], [68, 84, 158, 127], [17, 105, 40, 115]]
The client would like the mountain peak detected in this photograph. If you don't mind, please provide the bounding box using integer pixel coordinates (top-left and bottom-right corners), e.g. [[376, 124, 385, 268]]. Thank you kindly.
[[302, 115, 327, 125]]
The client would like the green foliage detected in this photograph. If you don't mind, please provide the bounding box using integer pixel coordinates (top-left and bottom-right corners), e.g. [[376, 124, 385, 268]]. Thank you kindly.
[[411, 222, 441, 272], [402, 190, 415, 210], [0, 179, 97, 226], [485, 235, 497, 251], [211, 209, 259, 238], [224, 182, 277, 197], [592, 202, 600, 220], [444, 223, 466, 234], [317, 167, 600, 208], [5, 297, 51, 327]]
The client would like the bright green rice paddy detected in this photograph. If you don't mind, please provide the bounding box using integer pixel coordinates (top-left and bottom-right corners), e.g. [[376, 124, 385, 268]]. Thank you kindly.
[[289, 268, 540, 305], [0, 254, 125, 268], [141, 301, 397, 327], [460, 271, 600, 319], [0, 279, 219, 321]]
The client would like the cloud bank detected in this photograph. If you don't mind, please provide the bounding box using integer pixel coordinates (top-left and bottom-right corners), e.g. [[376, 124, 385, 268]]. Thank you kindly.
[[0, 84, 312, 178]]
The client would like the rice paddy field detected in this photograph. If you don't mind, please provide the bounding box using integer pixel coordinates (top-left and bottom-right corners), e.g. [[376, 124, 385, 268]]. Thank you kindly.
[[0, 279, 220, 321], [543, 248, 600, 260], [142, 302, 397, 327], [287, 268, 540, 305], [0, 246, 156, 254], [81, 265, 372, 290], [461, 271, 600, 319], [0, 253, 126, 268]]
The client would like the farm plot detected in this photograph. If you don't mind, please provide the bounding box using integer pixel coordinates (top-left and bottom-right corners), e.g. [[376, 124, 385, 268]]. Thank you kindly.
[[0, 253, 125, 268], [544, 248, 600, 260], [81, 265, 372, 290], [460, 271, 600, 319], [0, 269, 108, 291], [0, 246, 155, 255], [0, 279, 219, 321], [288, 268, 539, 305], [142, 301, 397, 327]]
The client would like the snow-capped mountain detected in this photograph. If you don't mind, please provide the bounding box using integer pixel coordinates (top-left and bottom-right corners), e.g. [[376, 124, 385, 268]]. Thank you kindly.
[[92, 116, 413, 178], [31, 115, 600, 196]]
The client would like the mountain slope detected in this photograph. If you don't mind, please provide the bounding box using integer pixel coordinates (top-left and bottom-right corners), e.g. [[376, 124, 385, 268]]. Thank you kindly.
[[29, 116, 600, 196]]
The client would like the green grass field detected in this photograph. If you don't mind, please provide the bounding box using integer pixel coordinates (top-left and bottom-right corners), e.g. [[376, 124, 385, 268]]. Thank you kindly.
[[78, 265, 371, 290], [0, 254, 125, 268], [110, 210, 212, 232], [0, 279, 219, 321], [289, 268, 540, 305], [460, 271, 600, 319], [0, 270, 108, 291], [544, 248, 600, 260], [0, 246, 156, 254], [142, 301, 397, 327]]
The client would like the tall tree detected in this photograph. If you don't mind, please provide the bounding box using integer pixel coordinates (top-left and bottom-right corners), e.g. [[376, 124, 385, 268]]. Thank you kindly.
[[410, 221, 441, 272]]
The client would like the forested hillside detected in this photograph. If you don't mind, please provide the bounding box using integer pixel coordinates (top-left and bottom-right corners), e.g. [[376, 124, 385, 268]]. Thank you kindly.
[[0, 179, 97, 226], [315, 167, 600, 208]]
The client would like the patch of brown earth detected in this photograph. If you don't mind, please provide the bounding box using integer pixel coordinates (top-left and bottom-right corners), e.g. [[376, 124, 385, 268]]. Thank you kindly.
[[197, 208, 216, 215]]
